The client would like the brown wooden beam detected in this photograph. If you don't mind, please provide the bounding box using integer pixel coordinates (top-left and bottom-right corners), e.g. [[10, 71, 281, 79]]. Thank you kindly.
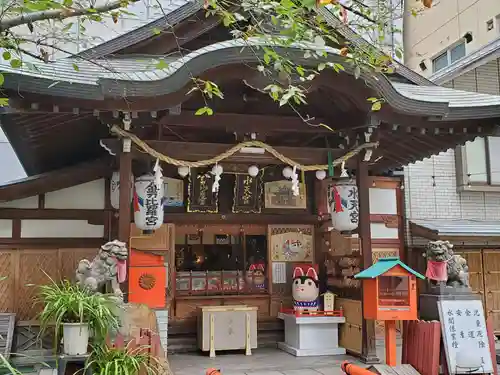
[[357, 154, 380, 364], [0, 208, 107, 223], [0, 237, 106, 249], [0, 158, 112, 203], [118, 150, 132, 301], [163, 213, 320, 225], [100, 139, 343, 166], [158, 111, 339, 134]]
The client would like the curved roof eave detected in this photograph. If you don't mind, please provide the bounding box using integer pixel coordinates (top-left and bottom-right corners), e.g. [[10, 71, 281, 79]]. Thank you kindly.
[[3, 39, 500, 120], [76, 0, 204, 59]]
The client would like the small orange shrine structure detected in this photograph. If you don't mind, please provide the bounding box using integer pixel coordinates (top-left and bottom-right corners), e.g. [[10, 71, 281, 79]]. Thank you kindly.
[[355, 257, 424, 366]]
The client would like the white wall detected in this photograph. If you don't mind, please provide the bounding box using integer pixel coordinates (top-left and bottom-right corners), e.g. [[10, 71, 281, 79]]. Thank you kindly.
[[0, 127, 27, 184], [0, 179, 106, 238], [404, 149, 500, 245]]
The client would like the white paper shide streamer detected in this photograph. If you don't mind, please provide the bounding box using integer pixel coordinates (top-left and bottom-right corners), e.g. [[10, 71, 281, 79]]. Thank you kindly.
[[291, 165, 300, 197], [211, 164, 223, 193]]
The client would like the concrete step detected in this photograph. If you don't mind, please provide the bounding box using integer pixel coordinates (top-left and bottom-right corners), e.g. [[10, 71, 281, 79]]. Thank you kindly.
[[167, 328, 284, 354]]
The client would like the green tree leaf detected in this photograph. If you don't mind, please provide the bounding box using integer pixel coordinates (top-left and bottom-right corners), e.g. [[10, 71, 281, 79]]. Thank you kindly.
[[2, 51, 11, 60], [10, 59, 21, 68], [371, 101, 382, 111], [195, 106, 214, 116]]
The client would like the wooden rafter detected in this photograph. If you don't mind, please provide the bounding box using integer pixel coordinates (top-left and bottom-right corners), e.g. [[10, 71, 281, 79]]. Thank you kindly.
[[99, 138, 347, 166], [0, 158, 112, 202]]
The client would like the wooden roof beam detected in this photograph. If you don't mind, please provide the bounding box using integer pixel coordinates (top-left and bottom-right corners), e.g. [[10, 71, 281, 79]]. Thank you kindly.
[[0, 158, 112, 202], [100, 139, 346, 166], [157, 111, 348, 134]]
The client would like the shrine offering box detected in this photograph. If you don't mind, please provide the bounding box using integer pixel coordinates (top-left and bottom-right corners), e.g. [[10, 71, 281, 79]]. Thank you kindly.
[[355, 257, 424, 321], [197, 305, 257, 357]]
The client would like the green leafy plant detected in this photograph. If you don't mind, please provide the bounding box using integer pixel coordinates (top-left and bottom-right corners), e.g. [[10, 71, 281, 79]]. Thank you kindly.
[[37, 277, 119, 344], [85, 343, 164, 375], [0, 354, 21, 375]]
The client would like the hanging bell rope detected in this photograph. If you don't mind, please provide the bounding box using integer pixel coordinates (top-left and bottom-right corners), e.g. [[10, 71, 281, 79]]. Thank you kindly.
[[109, 125, 379, 171]]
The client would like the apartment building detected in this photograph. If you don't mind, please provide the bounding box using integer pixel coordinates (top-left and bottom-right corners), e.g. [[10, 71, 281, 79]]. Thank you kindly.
[[403, 0, 500, 333]]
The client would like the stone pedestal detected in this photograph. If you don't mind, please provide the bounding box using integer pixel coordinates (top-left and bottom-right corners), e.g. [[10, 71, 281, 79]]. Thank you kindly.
[[277, 312, 346, 357], [419, 285, 477, 321]]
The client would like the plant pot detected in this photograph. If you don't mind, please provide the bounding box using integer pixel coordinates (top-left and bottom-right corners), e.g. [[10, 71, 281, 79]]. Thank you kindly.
[[62, 322, 89, 355]]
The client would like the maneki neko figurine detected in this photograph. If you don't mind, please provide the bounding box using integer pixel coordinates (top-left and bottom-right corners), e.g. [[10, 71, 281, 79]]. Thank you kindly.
[[292, 266, 319, 313], [247, 262, 266, 290]]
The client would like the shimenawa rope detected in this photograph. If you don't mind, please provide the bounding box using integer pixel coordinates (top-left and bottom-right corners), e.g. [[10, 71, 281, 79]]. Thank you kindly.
[[110, 125, 378, 171]]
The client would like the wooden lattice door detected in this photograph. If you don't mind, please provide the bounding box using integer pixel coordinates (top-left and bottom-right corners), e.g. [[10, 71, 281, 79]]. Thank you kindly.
[[455, 250, 485, 304], [481, 250, 500, 334]]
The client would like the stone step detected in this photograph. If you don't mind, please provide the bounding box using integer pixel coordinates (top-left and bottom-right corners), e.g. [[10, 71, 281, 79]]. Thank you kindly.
[[167, 329, 284, 354]]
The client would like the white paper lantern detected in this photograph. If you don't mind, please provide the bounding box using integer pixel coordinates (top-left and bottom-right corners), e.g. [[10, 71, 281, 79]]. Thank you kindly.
[[282, 166, 293, 179], [178, 166, 190, 178], [110, 171, 134, 209], [330, 178, 359, 232], [315, 170, 327, 180], [134, 174, 164, 233], [248, 165, 259, 177]]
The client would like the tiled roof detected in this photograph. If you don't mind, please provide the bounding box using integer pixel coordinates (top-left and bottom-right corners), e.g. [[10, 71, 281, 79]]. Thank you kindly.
[[354, 257, 425, 279], [77, 0, 203, 59], [3, 38, 500, 120], [391, 82, 500, 108], [411, 219, 500, 238]]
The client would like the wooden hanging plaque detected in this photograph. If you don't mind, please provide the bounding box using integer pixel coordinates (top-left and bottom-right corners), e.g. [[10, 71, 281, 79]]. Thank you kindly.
[[188, 168, 218, 213], [232, 174, 262, 213]]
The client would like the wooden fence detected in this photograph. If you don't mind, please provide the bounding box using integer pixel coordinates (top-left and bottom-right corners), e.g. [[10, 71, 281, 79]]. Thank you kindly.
[[403, 318, 498, 375], [0, 248, 97, 320], [402, 320, 441, 375]]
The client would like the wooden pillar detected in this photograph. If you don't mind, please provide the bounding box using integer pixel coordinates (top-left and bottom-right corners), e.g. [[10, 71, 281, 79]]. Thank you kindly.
[[118, 151, 132, 301], [356, 155, 380, 364]]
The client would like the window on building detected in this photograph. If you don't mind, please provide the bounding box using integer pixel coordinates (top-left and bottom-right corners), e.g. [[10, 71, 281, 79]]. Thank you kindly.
[[175, 232, 268, 295], [455, 136, 500, 191], [432, 41, 466, 72], [496, 15, 500, 34]]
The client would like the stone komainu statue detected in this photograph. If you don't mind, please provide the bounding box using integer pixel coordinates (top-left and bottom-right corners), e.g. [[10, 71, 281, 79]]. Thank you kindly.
[[423, 240, 469, 288], [76, 240, 128, 300]]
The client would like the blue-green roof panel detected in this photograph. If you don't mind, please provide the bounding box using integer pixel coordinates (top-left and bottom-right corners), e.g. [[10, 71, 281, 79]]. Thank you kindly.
[[354, 257, 425, 280]]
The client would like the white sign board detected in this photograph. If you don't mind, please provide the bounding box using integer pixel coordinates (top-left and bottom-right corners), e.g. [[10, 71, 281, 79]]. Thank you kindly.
[[437, 299, 493, 374], [272, 262, 287, 284]]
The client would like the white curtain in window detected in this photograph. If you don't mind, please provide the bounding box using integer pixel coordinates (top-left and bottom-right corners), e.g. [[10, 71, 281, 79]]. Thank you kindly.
[[487, 136, 500, 184], [465, 137, 488, 183]]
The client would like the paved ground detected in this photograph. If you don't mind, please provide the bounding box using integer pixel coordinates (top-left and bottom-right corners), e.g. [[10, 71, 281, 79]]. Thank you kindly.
[[169, 349, 361, 375], [168, 345, 399, 375]]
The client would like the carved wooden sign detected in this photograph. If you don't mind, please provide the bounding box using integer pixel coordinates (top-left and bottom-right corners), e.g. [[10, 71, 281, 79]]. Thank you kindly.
[[233, 175, 262, 213], [187, 168, 218, 213], [264, 180, 307, 209]]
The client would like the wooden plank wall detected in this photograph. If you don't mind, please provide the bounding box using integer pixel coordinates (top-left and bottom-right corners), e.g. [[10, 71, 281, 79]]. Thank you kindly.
[[0, 248, 98, 320]]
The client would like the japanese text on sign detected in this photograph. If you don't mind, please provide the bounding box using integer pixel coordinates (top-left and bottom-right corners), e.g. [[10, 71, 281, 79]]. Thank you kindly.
[[348, 187, 359, 224], [145, 181, 160, 227], [438, 299, 493, 374]]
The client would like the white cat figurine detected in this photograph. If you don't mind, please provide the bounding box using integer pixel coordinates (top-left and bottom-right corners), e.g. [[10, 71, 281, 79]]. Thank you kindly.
[[292, 266, 319, 313]]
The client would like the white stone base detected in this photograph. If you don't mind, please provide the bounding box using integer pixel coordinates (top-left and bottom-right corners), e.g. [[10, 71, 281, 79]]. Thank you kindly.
[[277, 312, 346, 357], [278, 342, 346, 357], [155, 309, 168, 352]]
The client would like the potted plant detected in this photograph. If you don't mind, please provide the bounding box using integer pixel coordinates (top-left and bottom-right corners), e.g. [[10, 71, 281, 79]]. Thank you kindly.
[[85, 343, 164, 375], [37, 278, 119, 356]]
